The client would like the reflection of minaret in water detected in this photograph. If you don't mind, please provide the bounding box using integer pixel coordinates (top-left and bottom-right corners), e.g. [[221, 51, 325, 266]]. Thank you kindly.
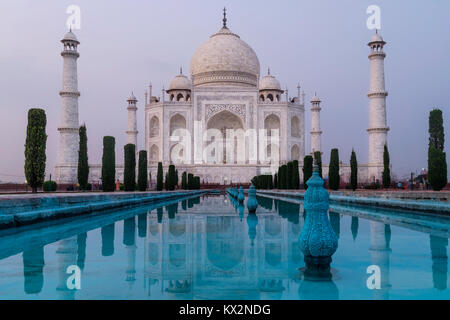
[[101, 223, 115, 256], [351, 217, 359, 241], [77, 233, 87, 270], [56, 236, 78, 300], [430, 235, 448, 290], [22, 246, 45, 295], [369, 222, 391, 300], [123, 217, 137, 286]]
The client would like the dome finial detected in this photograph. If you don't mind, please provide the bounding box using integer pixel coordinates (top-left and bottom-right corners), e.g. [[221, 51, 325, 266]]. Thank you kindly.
[[180, 67, 183, 75], [267, 67, 270, 75], [223, 7, 227, 28]]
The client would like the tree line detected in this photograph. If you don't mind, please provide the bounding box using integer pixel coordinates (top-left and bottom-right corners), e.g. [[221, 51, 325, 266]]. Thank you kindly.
[[23, 108, 448, 192]]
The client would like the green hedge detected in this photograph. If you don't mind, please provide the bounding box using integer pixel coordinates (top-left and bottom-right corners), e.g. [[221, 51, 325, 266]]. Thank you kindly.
[[43, 180, 57, 192]]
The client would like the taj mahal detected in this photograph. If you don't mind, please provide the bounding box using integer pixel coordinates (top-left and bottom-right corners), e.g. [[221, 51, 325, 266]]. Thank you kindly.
[[54, 9, 389, 186]]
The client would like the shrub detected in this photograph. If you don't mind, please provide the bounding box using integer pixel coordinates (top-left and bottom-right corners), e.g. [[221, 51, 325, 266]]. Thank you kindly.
[[124, 144, 136, 191], [43, 180, 57, 192], [77, 124, 89, 190], [101, 136, 116, 192], [350, 149, 358, 191], [138, 150, 148, 191], [181, 171, 187, 189], [329, 148, 340, 190], [382, 145, 391, 189], [292, 160, 300, 189], [156, 162, 163, 191], [428, 109, 447, 191], [24, 108, 47, 193], [302, 156, 313, 189], [313, 151, 322, 178]]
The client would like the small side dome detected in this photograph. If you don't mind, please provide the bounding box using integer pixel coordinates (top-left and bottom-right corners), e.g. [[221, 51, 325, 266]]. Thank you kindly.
[[168, 71, 192, 91], [62, 30, 79, 43], [311, 95, 321, 103], [128, 92, 137, 102], [259, 71, 282, 91], [370, 32, 384, 43]]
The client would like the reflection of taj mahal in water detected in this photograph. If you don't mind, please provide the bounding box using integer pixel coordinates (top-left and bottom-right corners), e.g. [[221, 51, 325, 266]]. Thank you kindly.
[[55, 9, 390, 185], [19, 195, 449, 299]]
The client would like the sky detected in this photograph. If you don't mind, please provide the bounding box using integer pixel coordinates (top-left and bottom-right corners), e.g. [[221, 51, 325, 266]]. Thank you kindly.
[[0, 0, 449, 183]]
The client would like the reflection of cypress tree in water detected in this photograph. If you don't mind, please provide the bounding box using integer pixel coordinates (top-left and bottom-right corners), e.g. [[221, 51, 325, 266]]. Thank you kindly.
[[277, 201, 300, 224], [138, 213, 147, 238], [157, 207, 163, 223], [298, 279, 339, 300], [187, 197, 200, 209], [181, 199, 187, 211], [101, 223, 115, 257], [256, 196, 273, 210], [274, 198, 278, 212], [22, 247, 45, 295], [351, 217, 359, 241], [247, 213, 258, 246], [385, 224, 391, 248], [430, 235, 448, 290], [166, 203, 178, 219], [77, 233, 87, 270], [329, 212, 340, 239], [123, 217, 136, 246]]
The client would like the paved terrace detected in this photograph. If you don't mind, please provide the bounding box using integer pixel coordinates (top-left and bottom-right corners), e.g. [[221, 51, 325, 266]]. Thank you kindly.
[[256, 190, 450, 215], [0, 190, 208, 229]]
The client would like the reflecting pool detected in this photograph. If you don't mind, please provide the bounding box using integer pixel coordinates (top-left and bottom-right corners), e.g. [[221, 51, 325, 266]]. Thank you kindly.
[[0, 194, 448, 300]]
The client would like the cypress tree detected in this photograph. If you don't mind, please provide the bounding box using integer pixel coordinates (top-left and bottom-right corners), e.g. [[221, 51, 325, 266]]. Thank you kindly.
[[287, 162, 294, 189], [274, 173, 278, 189], [302, 156, 313, 189], [428, 109, 447, 191], [166, 165, 176, 191], [292, 160, 300, 189], [278, 166, 285, 189], [283, 165, 289, 189], [314, 151, 322, 178], [188, 173, 194, 190], [101, 136, 115, 192], [24, 108, 47, 193], [124, 144, 136, 191], [428, 146, 447, 191], [329, 148, 340, 190], [181, 171, 187, 189], [350, 149, 358, 191], [156, 162, 163, 191], [77, 124, 89, 190], [175, 169, 179, 188], [382, 145, 391, 188], [138, 150, 148, 191]]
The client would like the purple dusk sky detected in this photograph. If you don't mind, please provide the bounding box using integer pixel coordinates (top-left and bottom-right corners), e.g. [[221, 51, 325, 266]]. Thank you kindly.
[[0, 0, 448, 182]]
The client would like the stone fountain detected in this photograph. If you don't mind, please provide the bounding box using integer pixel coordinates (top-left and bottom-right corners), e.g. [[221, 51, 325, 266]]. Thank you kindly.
[[238, 186, 245, 204], [298, 161, 338, 280]]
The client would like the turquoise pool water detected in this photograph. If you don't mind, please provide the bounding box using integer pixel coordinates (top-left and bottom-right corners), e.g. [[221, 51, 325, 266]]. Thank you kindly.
[[0, 194, 448, 300]]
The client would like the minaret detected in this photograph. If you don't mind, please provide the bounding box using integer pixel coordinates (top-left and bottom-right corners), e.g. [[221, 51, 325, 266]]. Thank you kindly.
[[55, 30, 80, 184], [367, 30, 389, 182], [310, 94, 322, 155], [126, 93, 138, 146]]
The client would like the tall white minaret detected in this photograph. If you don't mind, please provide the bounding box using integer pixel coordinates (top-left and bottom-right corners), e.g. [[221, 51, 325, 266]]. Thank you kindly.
[[55, 30, 80, 184], [126, 93, 138, 146], [367, 30, 389, 182], [310, 95, 322, 155]]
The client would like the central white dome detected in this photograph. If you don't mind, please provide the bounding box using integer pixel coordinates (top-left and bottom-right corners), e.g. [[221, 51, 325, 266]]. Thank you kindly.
[[190, 27, 260, 87]]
